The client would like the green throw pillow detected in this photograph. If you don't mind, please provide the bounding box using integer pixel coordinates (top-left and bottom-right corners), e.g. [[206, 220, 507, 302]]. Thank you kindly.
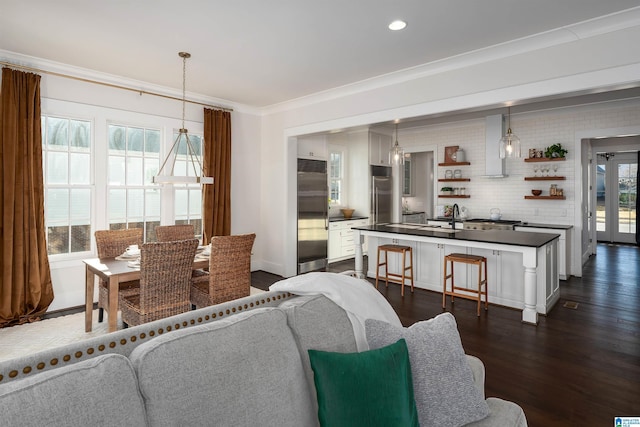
[[308, 338, 419, 427]]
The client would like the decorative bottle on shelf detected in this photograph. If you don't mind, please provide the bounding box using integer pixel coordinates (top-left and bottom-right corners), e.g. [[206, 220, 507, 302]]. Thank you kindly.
[[456, 148, 465, 162]]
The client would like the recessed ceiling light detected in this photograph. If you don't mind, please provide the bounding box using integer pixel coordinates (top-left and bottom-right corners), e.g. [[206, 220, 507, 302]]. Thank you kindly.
[[388, 20, 407, 31]]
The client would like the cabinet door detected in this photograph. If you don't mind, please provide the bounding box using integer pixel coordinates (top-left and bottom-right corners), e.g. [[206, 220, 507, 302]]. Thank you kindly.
[[416, 242, 444, 288], [368, 132, 392, 166], [498, 251, 524, 304], [298, 136, 328, 160], [328, 228, 341, 261]]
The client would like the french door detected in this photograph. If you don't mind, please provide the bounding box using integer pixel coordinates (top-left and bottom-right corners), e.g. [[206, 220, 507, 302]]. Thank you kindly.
[[596, 152, 637, 243]]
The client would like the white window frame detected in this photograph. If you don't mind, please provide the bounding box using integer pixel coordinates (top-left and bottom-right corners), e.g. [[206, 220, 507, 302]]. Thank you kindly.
[[106, 122, 163, 242], [41, 114, 94, 260], [329, 146, 347, 208]]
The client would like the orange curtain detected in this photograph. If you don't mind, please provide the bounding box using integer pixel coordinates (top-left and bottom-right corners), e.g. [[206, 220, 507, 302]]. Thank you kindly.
[[202, 108, 231, 242], [0, 68, 54, 327]]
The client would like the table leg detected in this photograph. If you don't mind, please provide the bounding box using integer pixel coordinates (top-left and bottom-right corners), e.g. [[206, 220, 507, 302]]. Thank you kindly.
[[108, 276, 119, 332], [85, 265, 94, 332]]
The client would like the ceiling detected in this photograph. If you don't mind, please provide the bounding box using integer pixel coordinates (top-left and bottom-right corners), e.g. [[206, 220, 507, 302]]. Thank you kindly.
[[2, 1, 640, 108]]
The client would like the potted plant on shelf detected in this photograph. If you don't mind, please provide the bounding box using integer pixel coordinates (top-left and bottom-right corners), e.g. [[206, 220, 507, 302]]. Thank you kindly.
[[544, 143, 568, 158], [440, 186, 454, 195]]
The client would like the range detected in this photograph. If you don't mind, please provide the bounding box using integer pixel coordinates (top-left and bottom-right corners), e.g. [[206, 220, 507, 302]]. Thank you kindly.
[[463, 218, 522, 231]]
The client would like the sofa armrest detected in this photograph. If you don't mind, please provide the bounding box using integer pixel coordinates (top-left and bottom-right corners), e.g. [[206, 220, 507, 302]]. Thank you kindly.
[[466, 354, 485, 399]]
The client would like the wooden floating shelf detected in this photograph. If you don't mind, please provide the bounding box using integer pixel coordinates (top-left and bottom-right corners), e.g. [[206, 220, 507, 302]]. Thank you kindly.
[[524, 176, 566, 181], [438, 178, 471, 182], [524, 195, 566, 200], [438, 162, 470, 166], [524, 157, 566, 163], [438, 195, 471, 198]]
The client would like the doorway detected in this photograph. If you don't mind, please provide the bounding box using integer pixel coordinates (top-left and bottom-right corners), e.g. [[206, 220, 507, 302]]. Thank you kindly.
[[595, 151, 637, 244]]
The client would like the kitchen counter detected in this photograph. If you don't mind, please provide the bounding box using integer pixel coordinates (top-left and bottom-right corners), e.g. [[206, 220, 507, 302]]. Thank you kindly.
[[329, 216, 369, 222], [517, 222, 573, 230], [355, 224, 558, 248], [353, 224, 560, 324]]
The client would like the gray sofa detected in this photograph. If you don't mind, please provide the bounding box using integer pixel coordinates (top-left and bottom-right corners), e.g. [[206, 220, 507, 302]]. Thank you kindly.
[[0, 289, 527, 426]]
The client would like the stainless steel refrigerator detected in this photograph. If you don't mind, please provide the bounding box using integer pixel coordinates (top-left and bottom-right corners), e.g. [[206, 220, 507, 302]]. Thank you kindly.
[[371, 165, 393, 224], [297, 158, 329, 274]]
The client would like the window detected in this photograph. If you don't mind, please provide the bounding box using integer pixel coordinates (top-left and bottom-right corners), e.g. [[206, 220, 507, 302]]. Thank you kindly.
[[107, 124, 161, 242], [42, 116, 92, 255], [173, 131, 204, 238], [329, 148, 345, 206]]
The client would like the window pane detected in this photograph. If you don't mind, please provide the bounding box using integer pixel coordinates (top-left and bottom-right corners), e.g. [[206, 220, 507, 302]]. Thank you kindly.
[[47, 117, 68, 148], [47, 152, 68, 184], [146, 129, 160, 153], [127, 157, 144, 186], [189, 134, 202, 157], [128, 127, 144, 153], [174, 159, 188, 177], [175, 189, 188, 216], [46, 189, 69, 222], [127, 189, 144, 220], [145, 188, 161, 217], [70, 153, 90, 184], [70, 189, 91, 221], [109, 125, 126, 151], [70, 225, 91, 252], [144, 158, 159, 185], [189, 189, 201, 215], [108, 156, 126, 185], [70, 120, 90, 150], [109, 189, 126, 221], [47, 226, 69, 255]]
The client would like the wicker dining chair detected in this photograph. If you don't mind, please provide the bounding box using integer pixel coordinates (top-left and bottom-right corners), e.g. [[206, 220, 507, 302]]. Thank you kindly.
[[94, 228, 143, 323], [120, 238, 199, 327], [190, 233, 256, 309], [155, 224, 195, 242]]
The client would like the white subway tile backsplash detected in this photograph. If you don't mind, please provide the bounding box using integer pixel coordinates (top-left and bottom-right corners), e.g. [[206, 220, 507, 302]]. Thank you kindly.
[[399, 99, 640, 223]]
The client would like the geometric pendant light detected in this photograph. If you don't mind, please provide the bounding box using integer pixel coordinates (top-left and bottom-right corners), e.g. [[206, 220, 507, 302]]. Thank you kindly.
[[153, 52, 214, 184]]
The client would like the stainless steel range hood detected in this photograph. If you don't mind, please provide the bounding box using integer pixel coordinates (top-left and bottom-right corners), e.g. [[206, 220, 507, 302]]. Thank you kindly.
[[482, 114, 507, 178]]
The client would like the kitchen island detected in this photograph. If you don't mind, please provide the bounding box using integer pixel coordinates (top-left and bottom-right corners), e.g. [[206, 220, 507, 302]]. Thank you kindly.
[[353, 224, 560, 325]]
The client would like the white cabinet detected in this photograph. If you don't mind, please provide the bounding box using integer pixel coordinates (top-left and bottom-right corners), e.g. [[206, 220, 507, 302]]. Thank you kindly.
[[297, 135, 328, 160], [328, 219, 369, 262], [368, 131, 392, 166], [515, 226, 570, 280]]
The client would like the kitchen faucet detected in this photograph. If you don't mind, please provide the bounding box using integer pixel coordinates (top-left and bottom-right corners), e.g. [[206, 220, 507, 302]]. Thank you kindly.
[[450, 203, 460, 229]]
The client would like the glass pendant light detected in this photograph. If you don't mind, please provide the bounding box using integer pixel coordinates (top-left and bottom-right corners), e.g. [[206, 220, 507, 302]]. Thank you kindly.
[[499, 106, 521, 159], [153, 52, 214, 184], [389, 123, 405, 165]]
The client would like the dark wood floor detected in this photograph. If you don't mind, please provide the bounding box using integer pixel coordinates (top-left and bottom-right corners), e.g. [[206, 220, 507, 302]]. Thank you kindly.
[[252, 243, 640, 427]]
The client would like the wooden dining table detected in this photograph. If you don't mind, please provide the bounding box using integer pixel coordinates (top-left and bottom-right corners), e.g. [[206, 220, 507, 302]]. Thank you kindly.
[[84, 254, 209, 333]]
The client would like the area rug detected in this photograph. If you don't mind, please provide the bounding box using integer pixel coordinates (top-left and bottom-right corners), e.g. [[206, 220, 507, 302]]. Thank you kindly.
[[0, 287, 266, 362]]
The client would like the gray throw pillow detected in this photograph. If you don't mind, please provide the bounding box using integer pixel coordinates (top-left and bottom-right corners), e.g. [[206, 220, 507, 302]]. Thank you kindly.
[[365, 313, 489, 427]]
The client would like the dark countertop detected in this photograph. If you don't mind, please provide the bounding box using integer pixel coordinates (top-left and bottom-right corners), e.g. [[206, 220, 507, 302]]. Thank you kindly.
[[329, 216, 369, 222], [402, 211, 425, 215], [516, 222, 573, 230], [353, 224, 559, 248]]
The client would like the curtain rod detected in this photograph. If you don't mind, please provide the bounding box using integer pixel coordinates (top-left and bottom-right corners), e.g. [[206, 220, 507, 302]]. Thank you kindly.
[[0, 61, 233, 112]]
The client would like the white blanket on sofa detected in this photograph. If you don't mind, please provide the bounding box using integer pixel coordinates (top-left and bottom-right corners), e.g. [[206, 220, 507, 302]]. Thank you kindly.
[[269, 272, 402, 351]]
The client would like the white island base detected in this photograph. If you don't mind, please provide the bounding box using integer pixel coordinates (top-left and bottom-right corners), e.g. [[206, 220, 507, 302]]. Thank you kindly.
[[353, 227, 560, 325]]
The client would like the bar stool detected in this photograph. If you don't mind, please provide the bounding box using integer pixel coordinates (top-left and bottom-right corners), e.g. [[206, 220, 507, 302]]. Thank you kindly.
[[376, 244, 414, 296], [442, 253, 488, 316]]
